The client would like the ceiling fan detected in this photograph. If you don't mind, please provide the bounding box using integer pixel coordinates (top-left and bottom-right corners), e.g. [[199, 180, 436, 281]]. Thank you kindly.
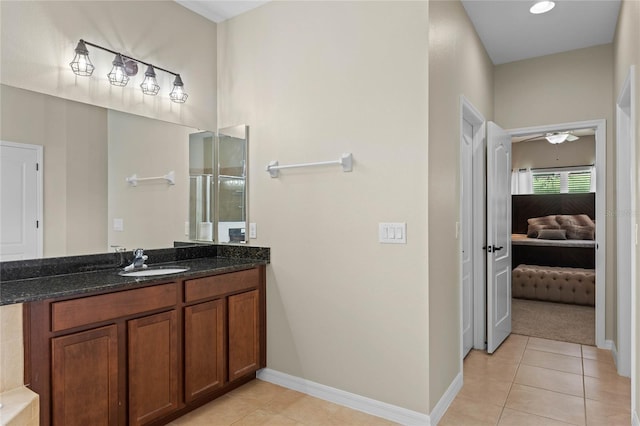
[[519, 131, 580, 144]]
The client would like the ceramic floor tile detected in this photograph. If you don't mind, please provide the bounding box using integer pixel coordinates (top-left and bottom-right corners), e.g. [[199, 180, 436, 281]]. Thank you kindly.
[[173, 395, 258, 425], [514, 364, 584, 397], [492, 340, 527, 363], [458, 373, 513, 406], [521, 349, 583, 375], [438, 394, 503, 426], [581, 345, 614, 364], [526, 337, 582, 358], [585, 398, 632, 426], [327, 406, 399, 425], [274, 395, 341, 426], [229, 409, 305, 426], [583, 375, 631, 402], [464, 352, 520, 383], [582, 358, 619, 378], [498, 408, 575, 426], [227, 380, 291, 406], [505, 384, 585, 425]]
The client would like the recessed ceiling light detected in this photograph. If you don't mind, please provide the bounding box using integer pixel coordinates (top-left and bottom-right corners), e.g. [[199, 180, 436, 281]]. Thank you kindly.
[[530, 0, 555, 14]]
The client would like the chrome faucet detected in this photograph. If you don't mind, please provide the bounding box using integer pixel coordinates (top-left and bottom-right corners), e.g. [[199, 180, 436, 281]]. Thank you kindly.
[[123, 248, 148, 272]]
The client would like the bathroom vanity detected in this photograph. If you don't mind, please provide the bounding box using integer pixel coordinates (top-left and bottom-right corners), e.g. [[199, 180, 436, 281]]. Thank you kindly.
[[1, 245, 268, 426]]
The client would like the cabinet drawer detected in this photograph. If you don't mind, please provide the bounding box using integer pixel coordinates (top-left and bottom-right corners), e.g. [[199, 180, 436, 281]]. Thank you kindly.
[[185, 268, 259, 303], [52, 283, 178, 332]]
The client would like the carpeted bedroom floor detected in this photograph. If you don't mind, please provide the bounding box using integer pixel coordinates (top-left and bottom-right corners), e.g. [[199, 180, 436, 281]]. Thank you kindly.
[[511, 298, 595, 346]]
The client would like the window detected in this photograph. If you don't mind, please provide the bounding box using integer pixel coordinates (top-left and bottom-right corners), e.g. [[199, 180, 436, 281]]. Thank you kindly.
[[531, 166, 594, 194]]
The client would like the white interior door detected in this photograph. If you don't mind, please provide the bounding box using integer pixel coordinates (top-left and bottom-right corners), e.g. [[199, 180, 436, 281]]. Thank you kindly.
[[461, 119, 474, 357], [0, 141, 42, 260], [486, 122, 512, 353]]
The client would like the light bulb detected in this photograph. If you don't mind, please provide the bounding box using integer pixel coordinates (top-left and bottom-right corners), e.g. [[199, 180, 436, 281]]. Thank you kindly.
[[69, 40, 94, 76], [170, 74, 188, 103], [107, 54, 129, 87], [530, 1, 555, 14], [140, 65, 160, 95]]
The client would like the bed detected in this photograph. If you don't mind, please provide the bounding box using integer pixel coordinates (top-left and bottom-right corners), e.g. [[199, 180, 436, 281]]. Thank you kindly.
[[511, 193, 596, 305], [511, 193, 596, 269]]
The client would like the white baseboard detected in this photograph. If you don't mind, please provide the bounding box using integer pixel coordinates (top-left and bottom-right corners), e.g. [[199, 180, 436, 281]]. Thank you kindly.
[[602, 339, 614, 351], [428, 372, 463, 425], [633, 410, 639, 426], [256, 368, 431, 425]]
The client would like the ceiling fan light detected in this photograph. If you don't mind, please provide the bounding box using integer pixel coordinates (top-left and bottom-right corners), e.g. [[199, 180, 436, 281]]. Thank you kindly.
[[546, 133, 569, 144], [530, 1, 555, 14]]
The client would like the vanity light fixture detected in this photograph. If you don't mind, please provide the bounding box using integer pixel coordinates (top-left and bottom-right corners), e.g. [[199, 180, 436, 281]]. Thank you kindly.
[[69, 40, 94, 76], [107, 53, 130, 87], [529, 0, 555, 14], [69, 39, 188, 103], [140, 65, 160, 95]]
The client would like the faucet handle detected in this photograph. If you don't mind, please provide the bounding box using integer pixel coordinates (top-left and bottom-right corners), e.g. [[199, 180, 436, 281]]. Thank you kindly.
[[111, 245, 127, 253], [133, 248, 145, 257]]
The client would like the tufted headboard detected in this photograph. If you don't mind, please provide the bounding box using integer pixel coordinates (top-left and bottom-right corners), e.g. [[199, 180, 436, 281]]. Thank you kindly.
[[512, 193, 596, 234]]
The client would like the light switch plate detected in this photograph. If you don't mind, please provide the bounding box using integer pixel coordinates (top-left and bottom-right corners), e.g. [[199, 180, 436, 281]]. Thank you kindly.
[[379, 222, 406, 244], [249, 223, 257, 239], [113, 218, 124, 232]]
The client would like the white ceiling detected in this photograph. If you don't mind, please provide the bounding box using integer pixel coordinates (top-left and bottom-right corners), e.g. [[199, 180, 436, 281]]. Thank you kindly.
[[461, 0, 621, 65], [175, 0, 269, 23], [175, 1, 622, 65]]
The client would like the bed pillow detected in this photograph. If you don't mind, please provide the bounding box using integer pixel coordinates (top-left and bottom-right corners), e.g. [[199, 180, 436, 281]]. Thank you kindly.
[[536, 229, 567, 240], [565, 225, 595, 240], [527, 215, 561, 226], [556, 214, 595, 227], [527, 223, 561, 238]]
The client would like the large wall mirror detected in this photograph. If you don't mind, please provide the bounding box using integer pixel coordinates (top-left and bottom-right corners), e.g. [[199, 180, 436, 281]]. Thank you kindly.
[[0, 84, 248, 261]]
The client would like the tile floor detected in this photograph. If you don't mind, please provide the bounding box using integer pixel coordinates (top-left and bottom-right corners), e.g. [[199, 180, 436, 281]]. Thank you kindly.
[[440, 334, 632, 426], [170, 334, 631, 426], [168, 379, 397, 426]]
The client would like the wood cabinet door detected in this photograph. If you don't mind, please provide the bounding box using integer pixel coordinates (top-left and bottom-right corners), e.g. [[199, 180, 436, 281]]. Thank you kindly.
[[184, 299, 226, 402], [51, 325, 118, 426], [228, 290, 260, 381], [128, 310, 178, 426]]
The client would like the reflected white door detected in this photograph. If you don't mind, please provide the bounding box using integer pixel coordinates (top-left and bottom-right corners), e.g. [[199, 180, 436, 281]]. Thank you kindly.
[[461, 119, 474, 357], [486, 122, 512, 353], [0, 141, 42, 260]]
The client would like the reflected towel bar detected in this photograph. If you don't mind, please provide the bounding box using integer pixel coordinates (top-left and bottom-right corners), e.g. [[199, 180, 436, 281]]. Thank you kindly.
[[126, 171, 175, 186], [266, 153, 353, 178]]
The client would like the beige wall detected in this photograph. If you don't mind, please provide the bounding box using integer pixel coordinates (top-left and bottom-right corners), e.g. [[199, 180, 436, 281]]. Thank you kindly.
[[428, 0, 494, 411], [108, 110, 193, 250], [494, 44, 616, 341], [0, 1, 217, 131], [512, 136, 596, 169], [219, 1, 430, 413], [0, 84, 108, 257], [612, 0, 640, 418]]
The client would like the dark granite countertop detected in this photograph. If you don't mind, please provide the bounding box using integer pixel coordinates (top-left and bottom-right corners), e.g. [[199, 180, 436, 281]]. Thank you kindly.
[[0, 244, 269, 306]]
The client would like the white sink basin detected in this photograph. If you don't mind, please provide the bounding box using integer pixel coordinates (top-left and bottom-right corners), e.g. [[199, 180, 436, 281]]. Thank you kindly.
[[119, 267, 189, 277]]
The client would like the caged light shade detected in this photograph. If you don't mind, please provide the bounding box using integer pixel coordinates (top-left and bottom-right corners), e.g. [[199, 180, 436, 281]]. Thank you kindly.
[[140, 65, 160, 95], [107, 53, 129, 87], [170, 74, 188, 103], [69, 40, 95, 76]]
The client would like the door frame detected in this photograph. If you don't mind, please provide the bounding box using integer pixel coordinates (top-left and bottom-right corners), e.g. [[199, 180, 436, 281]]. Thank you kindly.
[[459, 96, 487, 369], [616, 66, 635, 382], [508, 119, 606, 348], [0, 140, 44, 259]]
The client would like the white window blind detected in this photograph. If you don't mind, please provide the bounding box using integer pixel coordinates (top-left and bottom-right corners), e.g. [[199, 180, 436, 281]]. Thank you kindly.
[[531, 166, 594, 194]]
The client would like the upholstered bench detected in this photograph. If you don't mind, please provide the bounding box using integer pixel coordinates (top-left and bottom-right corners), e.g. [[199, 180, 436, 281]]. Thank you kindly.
[[512, 264, 595, 306]]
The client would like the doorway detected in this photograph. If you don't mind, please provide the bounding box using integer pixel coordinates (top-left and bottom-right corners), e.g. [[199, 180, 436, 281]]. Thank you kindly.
[[509, 120, 606, 349]]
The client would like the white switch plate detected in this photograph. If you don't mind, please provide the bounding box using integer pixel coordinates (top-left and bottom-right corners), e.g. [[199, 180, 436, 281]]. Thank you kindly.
[[113, 218, 124, 232], [185, 221, 190, 236], [249, 222, 257, 239], [379, 222, 406, 244]]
